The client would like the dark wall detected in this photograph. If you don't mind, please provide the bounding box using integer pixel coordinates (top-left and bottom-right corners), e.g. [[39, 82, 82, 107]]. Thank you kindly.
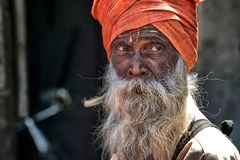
[[18, 0, 106, 160], [0, 0, 17, 159]]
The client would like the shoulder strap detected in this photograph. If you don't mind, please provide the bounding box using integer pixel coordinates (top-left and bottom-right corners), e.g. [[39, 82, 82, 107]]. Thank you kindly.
[[171, 119, 217, 160]]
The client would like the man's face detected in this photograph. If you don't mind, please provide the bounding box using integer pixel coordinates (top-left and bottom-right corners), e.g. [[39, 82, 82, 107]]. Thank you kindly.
[[110, 25, 179, 79]]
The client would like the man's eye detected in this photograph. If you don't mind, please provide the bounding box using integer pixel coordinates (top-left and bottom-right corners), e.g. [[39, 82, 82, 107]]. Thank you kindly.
[[118, 45, 130, 52], [115, 45, 133, 56], [150, 44, 163, 52]]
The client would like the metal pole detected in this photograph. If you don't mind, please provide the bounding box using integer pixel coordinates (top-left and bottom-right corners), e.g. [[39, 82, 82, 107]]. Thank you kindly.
[[14, 0, 29, 118]]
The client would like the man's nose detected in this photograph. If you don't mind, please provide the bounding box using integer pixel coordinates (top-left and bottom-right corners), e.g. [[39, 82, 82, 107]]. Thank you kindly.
[[127, 54, 149, 78]]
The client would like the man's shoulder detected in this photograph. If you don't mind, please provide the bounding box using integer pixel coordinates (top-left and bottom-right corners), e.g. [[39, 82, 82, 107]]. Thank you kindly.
[[177, 127, 240, 160]]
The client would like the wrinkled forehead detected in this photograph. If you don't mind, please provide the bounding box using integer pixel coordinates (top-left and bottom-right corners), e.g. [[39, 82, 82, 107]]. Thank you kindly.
[[118, 25, 157, 36], [116, 25, 167, 39], [111, 25, 175, 48]]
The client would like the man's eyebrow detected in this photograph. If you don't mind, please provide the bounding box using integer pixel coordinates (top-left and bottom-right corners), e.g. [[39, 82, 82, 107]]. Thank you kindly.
[[111, 38, 130, 50], [112, 37, 130, 44]]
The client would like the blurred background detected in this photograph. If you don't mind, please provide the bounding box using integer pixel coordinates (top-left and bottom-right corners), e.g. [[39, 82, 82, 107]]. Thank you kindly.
[[0, 0, 239, 160]]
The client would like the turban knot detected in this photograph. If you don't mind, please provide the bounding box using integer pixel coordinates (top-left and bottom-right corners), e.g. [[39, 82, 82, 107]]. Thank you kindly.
[[92, 0, 204, 70]]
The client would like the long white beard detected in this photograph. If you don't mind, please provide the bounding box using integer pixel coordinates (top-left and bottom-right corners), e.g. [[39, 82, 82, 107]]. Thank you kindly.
[[97, 58, 196, 160]]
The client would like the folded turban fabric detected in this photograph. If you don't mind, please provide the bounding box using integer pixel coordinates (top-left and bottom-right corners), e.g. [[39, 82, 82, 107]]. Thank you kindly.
[[92, 0, 204, 70]]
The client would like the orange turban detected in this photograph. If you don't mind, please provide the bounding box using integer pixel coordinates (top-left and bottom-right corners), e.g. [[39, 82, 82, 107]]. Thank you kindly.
[[92, 0, 204, 70]]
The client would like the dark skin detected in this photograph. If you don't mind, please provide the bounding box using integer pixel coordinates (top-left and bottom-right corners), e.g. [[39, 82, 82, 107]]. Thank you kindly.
[[110, 25, 179, 80]]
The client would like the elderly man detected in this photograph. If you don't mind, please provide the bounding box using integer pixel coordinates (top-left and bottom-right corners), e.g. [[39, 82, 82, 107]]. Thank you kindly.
[[85, 0, 240, 159]]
